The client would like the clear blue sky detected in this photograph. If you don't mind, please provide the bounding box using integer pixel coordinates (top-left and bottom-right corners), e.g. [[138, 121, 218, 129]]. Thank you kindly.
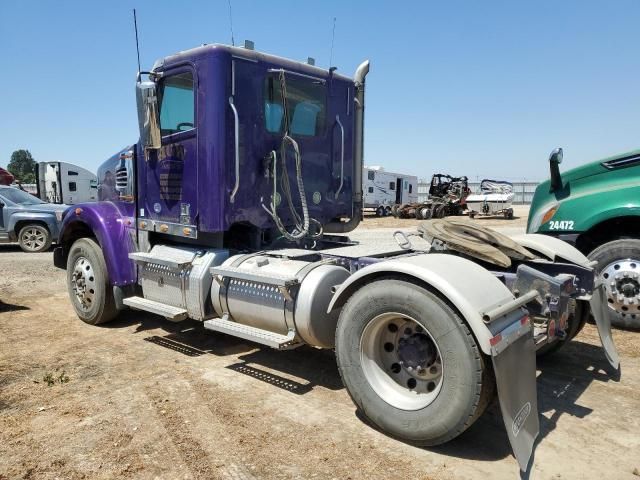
[[1, 1, 639, 181]]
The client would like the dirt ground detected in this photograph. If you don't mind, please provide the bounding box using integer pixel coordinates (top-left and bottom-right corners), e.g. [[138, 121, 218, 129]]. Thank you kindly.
[[1, 215, 640, 479]]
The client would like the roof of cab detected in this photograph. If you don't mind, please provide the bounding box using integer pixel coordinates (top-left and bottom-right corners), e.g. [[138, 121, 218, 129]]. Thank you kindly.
[[153, 43, 354, 83]]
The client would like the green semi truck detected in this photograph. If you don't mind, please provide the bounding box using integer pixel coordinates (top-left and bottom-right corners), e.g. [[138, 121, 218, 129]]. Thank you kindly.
[[528, 147, 640, 329]]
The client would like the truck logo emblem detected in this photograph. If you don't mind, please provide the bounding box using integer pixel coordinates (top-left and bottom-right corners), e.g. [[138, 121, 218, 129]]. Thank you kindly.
[[153, 203, 162, 213], [312, 192, 321, 204], [512, 402, 531, 437]]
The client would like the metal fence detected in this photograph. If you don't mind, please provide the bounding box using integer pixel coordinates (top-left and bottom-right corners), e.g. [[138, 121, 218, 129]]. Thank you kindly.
[[417, 180, 540, 204]]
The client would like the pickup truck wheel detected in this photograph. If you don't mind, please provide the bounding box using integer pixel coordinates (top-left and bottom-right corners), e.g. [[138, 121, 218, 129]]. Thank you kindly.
[[335, 279, 494, 446], [588, 239, 640, 329], [18, 224, 51, 253], [66, 238, 117, 325]]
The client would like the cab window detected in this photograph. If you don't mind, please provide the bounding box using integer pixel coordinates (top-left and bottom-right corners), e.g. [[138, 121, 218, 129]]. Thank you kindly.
[[264, 74, 326, 136], [159, 72, 195, 136]]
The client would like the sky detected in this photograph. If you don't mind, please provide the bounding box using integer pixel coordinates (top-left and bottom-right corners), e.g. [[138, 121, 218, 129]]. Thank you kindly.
[[1, 0, 639, 182]]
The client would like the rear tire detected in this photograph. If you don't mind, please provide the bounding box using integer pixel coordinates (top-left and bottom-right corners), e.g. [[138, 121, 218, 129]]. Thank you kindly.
[[66, 238, 117, 325], [376, 206, 385, 217], [588, 239, 640, 329], [18, 224, 51, 253], [335, 279, 494, 446]]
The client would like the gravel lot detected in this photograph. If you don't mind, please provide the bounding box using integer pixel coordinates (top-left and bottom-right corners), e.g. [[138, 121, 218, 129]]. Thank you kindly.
[[1, 209, 639, 480]]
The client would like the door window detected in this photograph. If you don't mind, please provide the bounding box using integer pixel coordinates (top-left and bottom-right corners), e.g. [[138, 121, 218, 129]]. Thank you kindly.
[[68, 182, 77, 192], [159, 72, 195, 136]]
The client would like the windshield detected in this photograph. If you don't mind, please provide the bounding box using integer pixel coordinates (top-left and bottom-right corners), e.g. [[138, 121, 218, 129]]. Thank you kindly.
[[0, 188, 45, 205]]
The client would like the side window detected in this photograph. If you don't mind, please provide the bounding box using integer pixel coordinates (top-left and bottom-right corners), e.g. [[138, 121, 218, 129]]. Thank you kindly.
[[409, 184, 413, 194], [389, 182, 395, 190], [404, 180, 408, 190], [368, 171, 375, 181], [368, 186, 374, 193], [159, 72, 195, 136], [264, 74, 326, 136], [68, 182, 77, 192], [68, 171, 78, 176]]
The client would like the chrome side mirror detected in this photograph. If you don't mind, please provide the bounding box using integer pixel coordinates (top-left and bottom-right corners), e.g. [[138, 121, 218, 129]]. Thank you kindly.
[[136, 78, 161, 150], [549, 147, 563, 165]]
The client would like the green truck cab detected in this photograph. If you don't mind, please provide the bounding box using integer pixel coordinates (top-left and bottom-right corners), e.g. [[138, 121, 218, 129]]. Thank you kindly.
[[528, 148, 640, 328]]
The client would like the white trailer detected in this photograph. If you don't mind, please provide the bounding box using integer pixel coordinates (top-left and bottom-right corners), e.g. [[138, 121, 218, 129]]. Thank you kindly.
[[363, 166, 418, 216], [36, 162, 98, 205]]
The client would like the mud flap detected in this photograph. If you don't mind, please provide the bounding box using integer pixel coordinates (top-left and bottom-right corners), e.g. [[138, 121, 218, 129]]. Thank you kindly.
[[492, 327, 539, 472], [589, 283, 620, 370]]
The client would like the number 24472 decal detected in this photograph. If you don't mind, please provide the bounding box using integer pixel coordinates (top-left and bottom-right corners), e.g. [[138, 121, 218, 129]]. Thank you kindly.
[[548, 220, 575, 230]]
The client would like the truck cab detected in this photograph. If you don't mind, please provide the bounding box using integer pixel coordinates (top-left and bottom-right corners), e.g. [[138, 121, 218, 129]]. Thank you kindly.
[[53, 43, 619, 472], [527, 148, 640, 328]]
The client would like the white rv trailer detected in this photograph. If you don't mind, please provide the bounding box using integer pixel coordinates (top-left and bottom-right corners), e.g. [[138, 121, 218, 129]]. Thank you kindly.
[[36, 162, 98, 205], [363, 166, 418, 216]]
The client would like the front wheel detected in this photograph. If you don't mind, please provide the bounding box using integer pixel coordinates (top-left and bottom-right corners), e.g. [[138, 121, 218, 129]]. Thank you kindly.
[[335, 279, 494, 446], [18, 224, 51, 252], [588, 238, 640, 329], [66, 238, 117, 325]]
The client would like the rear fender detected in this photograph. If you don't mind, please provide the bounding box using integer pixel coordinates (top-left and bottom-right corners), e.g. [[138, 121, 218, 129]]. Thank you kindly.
[[57, 202, 137, 286], [512, 233, 591, 267], [327, 253, 516, 355]]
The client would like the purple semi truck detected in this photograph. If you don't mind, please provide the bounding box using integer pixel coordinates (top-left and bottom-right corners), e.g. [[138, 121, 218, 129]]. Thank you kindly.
[[53, 43, 618, 471]]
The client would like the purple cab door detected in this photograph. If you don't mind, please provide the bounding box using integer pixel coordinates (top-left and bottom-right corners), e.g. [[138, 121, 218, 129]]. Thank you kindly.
[[143, 67, 198, 227]]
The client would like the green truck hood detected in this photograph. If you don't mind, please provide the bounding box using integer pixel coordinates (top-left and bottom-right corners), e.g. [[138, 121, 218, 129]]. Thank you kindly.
[[528, 148, 640, 234]]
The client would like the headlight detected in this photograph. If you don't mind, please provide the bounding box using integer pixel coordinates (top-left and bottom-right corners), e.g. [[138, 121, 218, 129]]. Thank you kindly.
[[55, 211, 63, 221]]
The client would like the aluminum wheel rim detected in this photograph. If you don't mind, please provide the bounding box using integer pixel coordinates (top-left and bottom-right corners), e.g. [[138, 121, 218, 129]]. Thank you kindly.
[[360, 312, 444, 411], [21, 227, 46, 251], [601, 258, 640, 320], [71, 256, 96, 311]]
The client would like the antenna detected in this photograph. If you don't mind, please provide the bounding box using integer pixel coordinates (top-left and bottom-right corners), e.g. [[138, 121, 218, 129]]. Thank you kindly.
[[227, 0, 236, 46], [329, 17, 336, 67], [133, 9, 141, 73]]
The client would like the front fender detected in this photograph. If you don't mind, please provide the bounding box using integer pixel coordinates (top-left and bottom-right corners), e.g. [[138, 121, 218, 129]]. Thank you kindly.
[[511, 233, 591, 267], [9, 212, 59, 240], [327, 253, 516, 355], [58, 202, 137, 286]]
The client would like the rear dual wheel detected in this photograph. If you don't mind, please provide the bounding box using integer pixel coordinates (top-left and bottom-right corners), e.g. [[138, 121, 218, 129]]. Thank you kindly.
[[335, 279, 493, 445]]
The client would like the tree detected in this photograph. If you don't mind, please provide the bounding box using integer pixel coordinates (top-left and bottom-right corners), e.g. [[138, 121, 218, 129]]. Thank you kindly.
[[7, 150, 36, 183]]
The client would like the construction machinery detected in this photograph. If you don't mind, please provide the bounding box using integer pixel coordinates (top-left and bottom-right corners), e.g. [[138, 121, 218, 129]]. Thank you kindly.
[[393, 174, 470, 219]]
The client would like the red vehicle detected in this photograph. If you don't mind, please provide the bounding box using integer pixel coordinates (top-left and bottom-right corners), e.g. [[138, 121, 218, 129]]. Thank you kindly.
[[0, 168, 15, 186]]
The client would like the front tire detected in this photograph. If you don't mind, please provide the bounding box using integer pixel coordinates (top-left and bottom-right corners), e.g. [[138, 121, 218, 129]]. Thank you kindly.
[[335, 279, 494, 446], [588, 239, 640, 329], [18, 224, 51, 253], [66, 238, 117, 325]]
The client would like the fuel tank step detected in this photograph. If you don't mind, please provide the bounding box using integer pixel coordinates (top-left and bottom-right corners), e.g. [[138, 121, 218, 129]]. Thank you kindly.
[[129, 245, 198, 270], [123, 296, 188, 321], [203, 316, 300, 350]]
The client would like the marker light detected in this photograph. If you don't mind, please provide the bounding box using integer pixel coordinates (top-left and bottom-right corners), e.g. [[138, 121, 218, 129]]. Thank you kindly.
[[541, 206, 558, 225]]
